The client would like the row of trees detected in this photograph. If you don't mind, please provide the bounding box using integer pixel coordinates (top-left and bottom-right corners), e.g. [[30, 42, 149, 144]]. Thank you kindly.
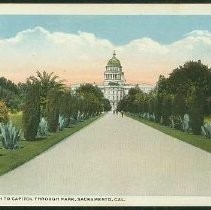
[[118, 60, 211, 135], [0, 77, 22, 112], [22, 71, 111, 141]]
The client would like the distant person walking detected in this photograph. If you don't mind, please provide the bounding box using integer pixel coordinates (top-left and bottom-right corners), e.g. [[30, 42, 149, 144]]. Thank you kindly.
[[121, 110, 124, 117]]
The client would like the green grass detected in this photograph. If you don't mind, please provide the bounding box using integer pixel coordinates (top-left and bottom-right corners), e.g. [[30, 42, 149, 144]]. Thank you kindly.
[[9, 111, 23, 129], [126, 113, 211, 154], [0, 114, 102, 176]]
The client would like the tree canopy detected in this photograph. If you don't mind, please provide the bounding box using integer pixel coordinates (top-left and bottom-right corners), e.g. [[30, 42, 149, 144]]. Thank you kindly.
[[0, 77, 21, 111], [158, 60, 211, 98]]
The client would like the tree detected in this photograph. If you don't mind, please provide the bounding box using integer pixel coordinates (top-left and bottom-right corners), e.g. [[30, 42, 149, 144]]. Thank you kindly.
[[154, 94, 163, 123], [117, 96, 128, 112], [128, 86, 141, 99], [161, 94, 172, 126], [0, 100, 9, 123], [59, 90, 73, 127], [157, 75, 170, 95], [28, 71, 64, 116], [189, 88, 205, 135], [206, 97, 211, 116], [76, 84, 105, 117], [0, 77, 21, 111], [117, 87, 145, 114], [168, 60, 211, 97], [156, 60, 211, 124], [46, 88, 60, 132], [102, 98, 112, 112], [22, 82, 41, 140], [172, 93, 187, 117], [148, 93, 156, 115], [134, 91, 145, 114], [76, 84, 103, 100]]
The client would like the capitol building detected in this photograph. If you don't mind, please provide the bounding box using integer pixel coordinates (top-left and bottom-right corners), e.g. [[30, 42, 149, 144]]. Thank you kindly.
[[71, 52, 154, 110]]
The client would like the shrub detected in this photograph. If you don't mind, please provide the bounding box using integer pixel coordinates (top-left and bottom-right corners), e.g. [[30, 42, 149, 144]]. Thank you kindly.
[[0, 122, 21, 149], [22, 82, 41, 140], [0, 100, 9, 123]]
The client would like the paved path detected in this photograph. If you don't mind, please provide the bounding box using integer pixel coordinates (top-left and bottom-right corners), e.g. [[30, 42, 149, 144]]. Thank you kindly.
[[1, 113, 211, 196]]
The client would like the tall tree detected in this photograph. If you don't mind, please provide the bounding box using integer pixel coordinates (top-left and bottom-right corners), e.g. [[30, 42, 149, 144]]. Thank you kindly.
[[76, 84, 105, 116], [172, 93, 187, 117], [22, 82, 41, 140], [157, 75, 170, 95], [188, 88, 205, 135], [168, 60, 211, 97], [46, 88, 60, 132], [0, 77, 21, 111], [161, 94, 173, 126], [154, 94, 163, 123], [28, 71, 64, 116], [59, 90, 73, 126], [102, 98, 112, 112]]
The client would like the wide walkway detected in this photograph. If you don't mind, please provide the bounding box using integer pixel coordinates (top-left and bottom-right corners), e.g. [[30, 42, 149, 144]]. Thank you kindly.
[[0, 113, 211, 195]]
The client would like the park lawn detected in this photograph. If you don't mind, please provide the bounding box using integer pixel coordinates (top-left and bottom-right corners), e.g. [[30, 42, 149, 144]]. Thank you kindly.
[[0, 114, 102, 176], [9, 111, 23, 129], [127, 113, 211, 154]]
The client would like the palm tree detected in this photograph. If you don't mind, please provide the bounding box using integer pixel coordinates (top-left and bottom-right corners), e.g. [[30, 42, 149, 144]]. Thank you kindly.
[[28, 71, 65, 116]]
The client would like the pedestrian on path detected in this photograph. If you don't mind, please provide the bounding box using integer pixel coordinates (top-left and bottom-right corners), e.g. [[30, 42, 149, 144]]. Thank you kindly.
[[121, 110, 124, 117]]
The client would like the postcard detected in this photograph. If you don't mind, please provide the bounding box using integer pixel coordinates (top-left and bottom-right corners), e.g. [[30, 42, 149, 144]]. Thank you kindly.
[[0, 4, 211, 206]]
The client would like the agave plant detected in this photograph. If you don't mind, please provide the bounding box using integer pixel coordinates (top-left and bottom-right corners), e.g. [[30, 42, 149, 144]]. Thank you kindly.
[[37, 117, 49, 138], [76, 111, 81, 122], [205, 123, 211, 138], [59, 115, 67, 131], [0, 122, 21, 150], [72, 111, 78, 122], [201, 122, 211, 139], [79, 113, 85, 122]]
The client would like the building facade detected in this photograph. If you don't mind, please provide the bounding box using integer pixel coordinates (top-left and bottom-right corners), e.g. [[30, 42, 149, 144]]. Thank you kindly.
[[99, 51, 125, 110], [71, 52, 154, 111], [99, 51, 154, 110]]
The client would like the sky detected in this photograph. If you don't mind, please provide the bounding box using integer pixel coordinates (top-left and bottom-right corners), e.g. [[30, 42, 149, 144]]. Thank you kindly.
[[0, 15, 211, 85]]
